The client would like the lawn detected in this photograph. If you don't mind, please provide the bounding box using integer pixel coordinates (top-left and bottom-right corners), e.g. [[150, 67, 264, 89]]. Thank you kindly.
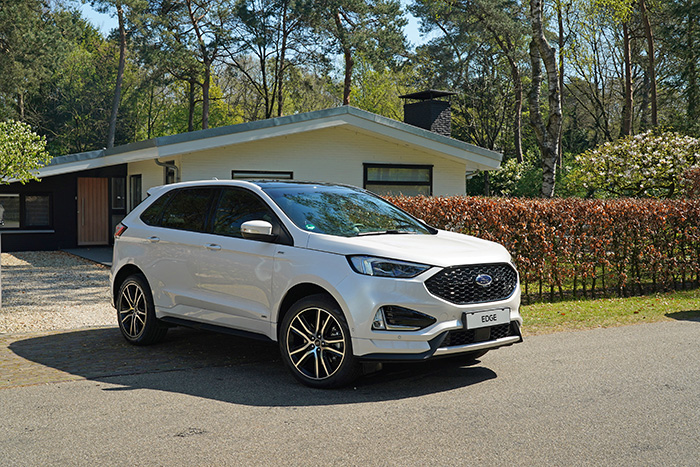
[[521, 288, 700, 335]]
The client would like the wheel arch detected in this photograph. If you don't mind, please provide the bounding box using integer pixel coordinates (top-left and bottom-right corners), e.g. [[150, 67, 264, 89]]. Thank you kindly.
[[276, 283, 346, 340], [112, 264, 147, 304]]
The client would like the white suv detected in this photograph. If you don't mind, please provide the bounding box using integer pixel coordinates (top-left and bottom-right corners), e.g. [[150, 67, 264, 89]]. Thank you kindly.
[[111, 180, 522, 388]]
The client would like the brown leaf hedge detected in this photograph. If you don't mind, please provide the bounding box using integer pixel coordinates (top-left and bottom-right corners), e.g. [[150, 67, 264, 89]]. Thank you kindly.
[[387, 196, 700, 302]]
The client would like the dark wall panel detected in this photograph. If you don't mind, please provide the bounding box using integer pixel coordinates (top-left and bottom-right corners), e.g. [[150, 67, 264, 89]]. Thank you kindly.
[[0, 165, 127, 252]]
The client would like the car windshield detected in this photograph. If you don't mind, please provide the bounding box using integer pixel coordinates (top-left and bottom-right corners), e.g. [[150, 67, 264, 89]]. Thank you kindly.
[[262, 184, 433, 237]]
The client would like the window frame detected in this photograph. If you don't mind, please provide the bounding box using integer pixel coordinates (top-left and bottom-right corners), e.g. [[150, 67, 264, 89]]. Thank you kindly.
[[363, 163, 433, 196], [129, 174, 142, 212], [0, 193, 53, 230], [232, 170, 293, 180]]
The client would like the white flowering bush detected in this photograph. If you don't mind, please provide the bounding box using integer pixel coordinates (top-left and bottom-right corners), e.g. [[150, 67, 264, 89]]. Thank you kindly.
[[0, 120, 51, 184], [572, 130, 700, 198]]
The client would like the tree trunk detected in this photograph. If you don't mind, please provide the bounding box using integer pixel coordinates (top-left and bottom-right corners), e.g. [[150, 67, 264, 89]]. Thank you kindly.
[[511, 61, 523, 164], [639, 0, 657, 127], [107, 2, 126, 149], [188, 79, 196, 132], [621, 22, 633, 136], [557, 0, 565, 167], [342, 47, 354, 106], [202, 59, 210, 130], [689, 15, 698, 121], [277, 0, 289, 117], [529, 0, 562, 198]]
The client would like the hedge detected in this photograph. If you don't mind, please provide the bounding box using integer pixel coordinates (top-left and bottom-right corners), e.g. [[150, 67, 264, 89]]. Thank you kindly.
[[387, 196, 700, 302]]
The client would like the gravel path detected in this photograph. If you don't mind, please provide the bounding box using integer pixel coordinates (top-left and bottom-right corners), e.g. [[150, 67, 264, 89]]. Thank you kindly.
[[0, 251, 114, 334]]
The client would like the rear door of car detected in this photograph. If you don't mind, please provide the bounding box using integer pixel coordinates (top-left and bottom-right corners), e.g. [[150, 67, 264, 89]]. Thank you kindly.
[[138, 187, 217, 316]]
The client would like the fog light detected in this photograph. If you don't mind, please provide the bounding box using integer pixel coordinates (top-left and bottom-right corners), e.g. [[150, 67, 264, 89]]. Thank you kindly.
[[372, 306, 436, 331], [372, 309, 386, 330]]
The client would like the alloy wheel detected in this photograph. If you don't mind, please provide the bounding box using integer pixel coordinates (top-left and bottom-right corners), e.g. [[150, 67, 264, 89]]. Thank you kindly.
[[118, 281, 147, 339], [285, 307, 346, 381]]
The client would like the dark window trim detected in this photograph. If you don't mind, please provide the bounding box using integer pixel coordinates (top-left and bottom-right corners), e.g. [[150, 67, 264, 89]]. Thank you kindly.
[[232, 170, 294, 180], [142, 186, 293, 246], [363, 163, 433, 196]]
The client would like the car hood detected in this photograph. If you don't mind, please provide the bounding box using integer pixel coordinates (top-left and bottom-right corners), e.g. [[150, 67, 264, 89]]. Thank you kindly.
[[304, 229, 512, 268]]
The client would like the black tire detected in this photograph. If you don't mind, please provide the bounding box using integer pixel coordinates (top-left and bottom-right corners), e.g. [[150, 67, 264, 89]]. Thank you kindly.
[[279, 294, 360, 388], [116, 273, 167, 345]]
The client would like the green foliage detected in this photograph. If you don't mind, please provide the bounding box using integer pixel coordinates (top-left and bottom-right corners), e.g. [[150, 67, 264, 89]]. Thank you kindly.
[[0, 120, 51, 184], [571, 130, 700, 198]]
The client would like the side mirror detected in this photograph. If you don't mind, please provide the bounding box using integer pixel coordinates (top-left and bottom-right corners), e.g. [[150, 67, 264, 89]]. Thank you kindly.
[[241, 220, 277, 242]]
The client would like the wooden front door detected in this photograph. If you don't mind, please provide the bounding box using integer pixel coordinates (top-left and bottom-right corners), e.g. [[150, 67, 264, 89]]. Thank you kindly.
[[77, 177, 109, 246]]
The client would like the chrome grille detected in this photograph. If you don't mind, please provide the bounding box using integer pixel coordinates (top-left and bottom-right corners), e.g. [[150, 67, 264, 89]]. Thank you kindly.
[[425, 263, 517, 305]]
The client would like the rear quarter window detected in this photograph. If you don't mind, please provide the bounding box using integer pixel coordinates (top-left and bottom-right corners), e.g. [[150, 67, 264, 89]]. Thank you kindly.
[[140, 192, 172, 226]]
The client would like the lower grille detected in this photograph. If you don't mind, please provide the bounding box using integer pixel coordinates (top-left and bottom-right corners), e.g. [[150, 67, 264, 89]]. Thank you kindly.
[[440, 323, 515, 347]]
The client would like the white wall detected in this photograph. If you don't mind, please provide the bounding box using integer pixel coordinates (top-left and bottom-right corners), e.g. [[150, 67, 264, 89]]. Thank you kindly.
[[127, 126, 468, 207]]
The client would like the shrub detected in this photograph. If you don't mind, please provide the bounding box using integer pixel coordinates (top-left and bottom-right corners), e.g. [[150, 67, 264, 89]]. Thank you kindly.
[[387, 195, 700, 302], [571, 130, 700, 198]]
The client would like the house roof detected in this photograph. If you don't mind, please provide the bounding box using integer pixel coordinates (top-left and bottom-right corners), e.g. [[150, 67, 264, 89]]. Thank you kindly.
[[37, 106, 503, 179]]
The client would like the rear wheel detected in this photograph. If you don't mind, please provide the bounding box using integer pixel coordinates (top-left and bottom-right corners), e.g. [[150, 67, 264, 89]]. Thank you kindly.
[[280, 294, 359, 388], [116, 274, 167, 345]]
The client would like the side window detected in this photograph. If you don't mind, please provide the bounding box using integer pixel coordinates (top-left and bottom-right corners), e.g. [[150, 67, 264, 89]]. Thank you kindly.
[[140, 192, 172, 226], [160, 188, 213, 232], [213, 188, 275, 238]]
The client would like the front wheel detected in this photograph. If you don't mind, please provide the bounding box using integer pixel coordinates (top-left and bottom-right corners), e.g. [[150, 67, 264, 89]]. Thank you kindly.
[[116, 273, 167, 345], [279, 294, 360, 388]]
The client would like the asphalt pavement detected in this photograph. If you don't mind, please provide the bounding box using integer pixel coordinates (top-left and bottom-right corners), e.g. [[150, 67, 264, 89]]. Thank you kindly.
[[1, 318, 699, 466]]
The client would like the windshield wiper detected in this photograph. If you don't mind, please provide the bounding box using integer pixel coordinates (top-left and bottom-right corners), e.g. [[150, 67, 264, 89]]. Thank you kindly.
[[356, 230, 416, 236]]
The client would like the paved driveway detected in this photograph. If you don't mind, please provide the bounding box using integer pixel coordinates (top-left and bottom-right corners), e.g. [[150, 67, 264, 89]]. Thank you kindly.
[[1, 317, 699, 466]]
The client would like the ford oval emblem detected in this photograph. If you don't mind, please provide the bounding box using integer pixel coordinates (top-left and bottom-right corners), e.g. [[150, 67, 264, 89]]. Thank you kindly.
[[475, 274, 493, 287]]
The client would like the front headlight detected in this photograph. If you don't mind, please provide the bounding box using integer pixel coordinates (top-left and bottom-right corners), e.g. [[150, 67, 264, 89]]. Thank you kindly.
[[347, 256, 431, 278]]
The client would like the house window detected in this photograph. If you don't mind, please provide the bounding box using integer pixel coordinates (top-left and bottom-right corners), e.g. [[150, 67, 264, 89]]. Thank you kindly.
[[164, 161, 177, 185], [24, 195, 51, 227], [112, 178, 126, 210], [0, 193, 51, 229], [0, 194, 20, 228], [363, 163, 433, 196], [232, 170, 293, 180], [129, 175, 142, 211]]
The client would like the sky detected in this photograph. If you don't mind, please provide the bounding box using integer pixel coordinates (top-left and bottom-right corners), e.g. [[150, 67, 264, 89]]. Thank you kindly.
[[77, 2, 432, 49]]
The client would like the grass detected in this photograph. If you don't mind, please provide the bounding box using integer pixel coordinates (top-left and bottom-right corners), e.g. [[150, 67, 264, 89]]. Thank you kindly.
[[521, 288, 700, 335]]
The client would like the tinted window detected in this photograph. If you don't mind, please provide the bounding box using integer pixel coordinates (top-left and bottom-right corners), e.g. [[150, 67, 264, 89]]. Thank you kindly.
[[213, 188, 275, 238], [140, 192, 172, 226], [159, 188, 213, 232]]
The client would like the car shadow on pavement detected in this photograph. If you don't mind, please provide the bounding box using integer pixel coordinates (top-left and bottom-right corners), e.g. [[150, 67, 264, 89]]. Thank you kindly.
[[665, 310, 700, 322], [7, 327, 497, 406]]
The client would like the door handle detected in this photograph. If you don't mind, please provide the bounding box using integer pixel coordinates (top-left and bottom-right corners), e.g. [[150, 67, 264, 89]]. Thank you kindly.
[[148, 236, 160, 243], [206, 243, 221, 251]]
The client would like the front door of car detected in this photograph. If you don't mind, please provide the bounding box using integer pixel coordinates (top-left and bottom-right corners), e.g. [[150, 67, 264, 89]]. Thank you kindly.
[[192, 187, 280, 335]]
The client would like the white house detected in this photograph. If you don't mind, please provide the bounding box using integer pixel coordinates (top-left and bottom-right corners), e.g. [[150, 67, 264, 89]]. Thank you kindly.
[[0, 103, 502, 251]]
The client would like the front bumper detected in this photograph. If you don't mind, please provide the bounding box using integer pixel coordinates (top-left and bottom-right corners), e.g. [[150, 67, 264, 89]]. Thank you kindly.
[[355, 321, 523, 361]]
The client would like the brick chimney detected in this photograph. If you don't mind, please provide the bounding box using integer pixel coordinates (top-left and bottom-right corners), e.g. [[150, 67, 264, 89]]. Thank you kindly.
[[399, 89, 456, 137]]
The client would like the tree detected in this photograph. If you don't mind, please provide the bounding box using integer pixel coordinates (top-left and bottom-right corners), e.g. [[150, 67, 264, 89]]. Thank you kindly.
[[86, 0, 147, 148], [137, 0, 232, 130], [224, 0, 313, 118], [529, 0, 562, 197], [0, 120, 51, 183], [410, 0, 526, 162], [307, 0, 406, 105]]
